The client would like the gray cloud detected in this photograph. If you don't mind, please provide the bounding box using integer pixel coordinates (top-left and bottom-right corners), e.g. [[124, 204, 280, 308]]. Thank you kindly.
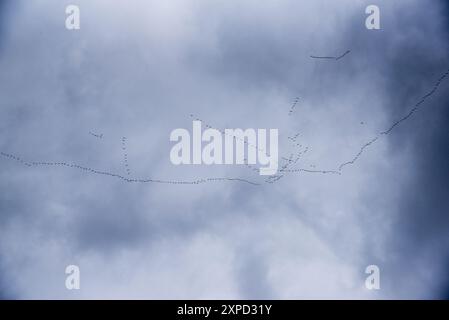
[[0, 0, 448, 299]]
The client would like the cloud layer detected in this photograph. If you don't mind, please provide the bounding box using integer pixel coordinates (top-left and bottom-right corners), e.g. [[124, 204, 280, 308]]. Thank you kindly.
[[0, 0, 448, 299]]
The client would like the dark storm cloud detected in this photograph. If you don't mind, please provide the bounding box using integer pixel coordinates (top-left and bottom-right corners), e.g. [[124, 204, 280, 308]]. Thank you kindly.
[[0, 0, 448, 299], [387, 1, 449, 298], [333, 0, 449, 298]]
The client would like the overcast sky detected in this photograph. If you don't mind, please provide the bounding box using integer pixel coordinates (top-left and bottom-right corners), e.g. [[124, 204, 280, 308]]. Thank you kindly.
[[0, 0, 449, 299]]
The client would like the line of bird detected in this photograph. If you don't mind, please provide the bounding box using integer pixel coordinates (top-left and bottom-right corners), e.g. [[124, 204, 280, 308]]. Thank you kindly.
[[1, 53, 447, 186], [0, 151, 260, 186]]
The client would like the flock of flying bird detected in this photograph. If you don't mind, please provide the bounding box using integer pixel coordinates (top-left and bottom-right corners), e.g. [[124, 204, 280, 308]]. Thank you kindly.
[[1, 50, 448, 187]]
